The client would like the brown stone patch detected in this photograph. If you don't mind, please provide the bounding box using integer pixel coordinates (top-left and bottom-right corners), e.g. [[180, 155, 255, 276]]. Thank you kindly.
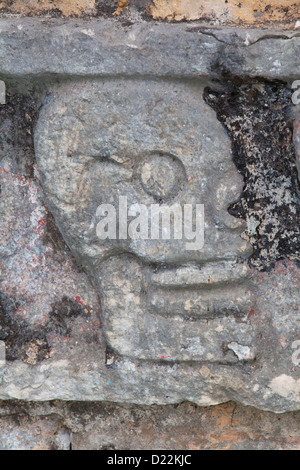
[[150, 0, 299, 26], [0, 400, 299, 449], [0, 0, 96, 17], [0, 0, 298, 25], [113, 0, 128, 16]]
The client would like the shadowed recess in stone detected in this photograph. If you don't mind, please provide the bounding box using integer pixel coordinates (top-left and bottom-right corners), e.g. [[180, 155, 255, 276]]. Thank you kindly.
[[204, 76, 300, 271], [0, 93, 39, 178], [0, 292, 92, 364], [0, 292, 49, 363]]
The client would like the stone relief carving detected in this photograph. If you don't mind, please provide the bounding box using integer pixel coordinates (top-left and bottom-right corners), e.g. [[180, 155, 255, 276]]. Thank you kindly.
[[33, 79, 300, 410], [35, 80, 256, 363], [1, 19, 300, 411]]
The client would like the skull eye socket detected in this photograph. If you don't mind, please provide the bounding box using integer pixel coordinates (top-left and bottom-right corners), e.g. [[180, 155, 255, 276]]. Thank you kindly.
[[138, 153, 187, 200]]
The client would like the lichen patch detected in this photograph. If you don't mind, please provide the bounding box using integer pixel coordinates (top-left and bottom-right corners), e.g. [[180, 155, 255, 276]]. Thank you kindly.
[[204, 75, 300, 271]]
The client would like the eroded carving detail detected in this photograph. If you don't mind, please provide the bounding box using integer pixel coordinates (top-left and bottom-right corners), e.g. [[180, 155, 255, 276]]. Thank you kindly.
[[33, 78, 300, 410], [35, 80, 255, 365]]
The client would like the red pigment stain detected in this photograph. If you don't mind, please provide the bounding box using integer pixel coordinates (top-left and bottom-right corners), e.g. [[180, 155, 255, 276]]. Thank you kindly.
[[249, 308, 256, 316], [13, 306, 26, 317], [0, 168, 36, 190], [36, 218, 46, 233], [159, 355, 172, 360], [75, 296, 86, 306], [274, 261, 289, 275]]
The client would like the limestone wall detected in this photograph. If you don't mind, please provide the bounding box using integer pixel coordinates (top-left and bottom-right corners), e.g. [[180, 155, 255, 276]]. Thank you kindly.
[[0, 1, 300, 451]]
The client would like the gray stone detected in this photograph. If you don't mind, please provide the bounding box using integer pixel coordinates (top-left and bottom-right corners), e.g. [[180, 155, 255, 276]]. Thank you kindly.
[[0, 18, 299, 413], [31, 79, 300, 412], [1, 400, 300, 450], [34, 80, 253, 364], [0, 18, 300, 80]]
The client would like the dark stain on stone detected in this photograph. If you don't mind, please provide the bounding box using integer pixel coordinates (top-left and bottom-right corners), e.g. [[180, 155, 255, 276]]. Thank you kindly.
[[0, 292, 92, 364], [42, 209, 70, 255], [27, 8, 63, 18], [204, 71, 300, 271], [0, 292, 49, 363], [105, 345, 119, 368], [0, 93, 39, 178], [0, 4, 11, 15], [95, 1, 116, 17], [120, 19, 134, 27], [95, 0, 153, 19], [47, 296, 90, 337], [133, 0, 155, 20]]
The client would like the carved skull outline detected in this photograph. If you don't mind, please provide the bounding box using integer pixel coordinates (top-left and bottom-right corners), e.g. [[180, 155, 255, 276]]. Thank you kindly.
[[35, 79, 259, 364]]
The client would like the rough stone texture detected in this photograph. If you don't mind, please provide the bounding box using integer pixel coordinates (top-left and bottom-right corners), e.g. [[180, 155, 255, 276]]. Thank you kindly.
[[1, 19, 300, 80], [0, 0, 299, 28], [0, 16, 300, 448], [150, 0, 300, 26], [0, 0, 96, 17], [204, 77, 300, 271], [0, 0, 132, 18], [30, 77, 299, 412], [0, 92, 101, 368], [0, 402, 71, 450], [0, 400, 300, 450]]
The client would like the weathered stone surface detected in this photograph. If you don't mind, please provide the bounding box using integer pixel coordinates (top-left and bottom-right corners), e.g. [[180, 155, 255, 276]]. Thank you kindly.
[[150, 0, 300, 26], [0, 19, 300, 79], [0, 0, 96, 17], [0, 18, 300, 415], [0, 402, 71, 450], [30, 77, 300, 412], [0, 0, 299, 28], [205, 78, 300, 271], [34, 79, 254, 364], [0, 400, 300, 450]]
